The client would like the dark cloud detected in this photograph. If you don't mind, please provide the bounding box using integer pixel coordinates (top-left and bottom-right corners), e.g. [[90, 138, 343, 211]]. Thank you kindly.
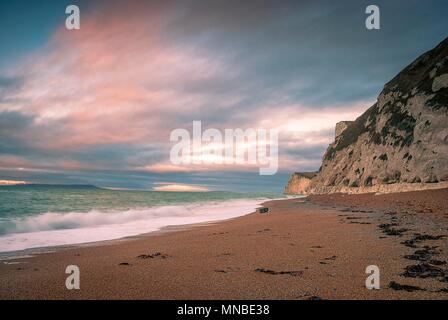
[[283, 144, 328, 161], [0, 76, 23, 89], [0, 76, 24, 99], [0, 111, 35, 155], [173, 0, 447, 107], [0, 111, 165, 171]]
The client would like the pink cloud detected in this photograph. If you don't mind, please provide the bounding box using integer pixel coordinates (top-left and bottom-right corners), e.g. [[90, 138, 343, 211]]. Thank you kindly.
[[142, 164, 193, 173], [0, 2, 373, 176], [152, 183, 210, 192], [2, 5, 233, 151], [0, 180, 28, 186]]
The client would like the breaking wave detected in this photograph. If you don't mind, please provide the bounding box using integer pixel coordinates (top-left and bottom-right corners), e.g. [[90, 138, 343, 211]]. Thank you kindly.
[[0, 199, 265, 253]]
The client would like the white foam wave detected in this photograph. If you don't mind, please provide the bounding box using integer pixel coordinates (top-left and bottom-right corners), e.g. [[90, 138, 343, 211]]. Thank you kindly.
[[0, 198, 266, 253]]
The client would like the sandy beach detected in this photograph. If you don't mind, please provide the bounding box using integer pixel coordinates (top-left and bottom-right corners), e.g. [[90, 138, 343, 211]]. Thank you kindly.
[[1, 189, 447, 300]]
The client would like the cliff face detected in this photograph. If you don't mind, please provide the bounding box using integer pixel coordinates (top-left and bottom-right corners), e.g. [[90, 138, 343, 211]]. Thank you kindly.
[[284, 172, 317, 194], [285, 37, 448, 195]]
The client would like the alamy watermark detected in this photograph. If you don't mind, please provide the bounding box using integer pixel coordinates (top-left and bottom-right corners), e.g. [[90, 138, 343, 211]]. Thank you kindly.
[[365, 265, 380, 290], [365, 5, 380, 30], [65, 5, 80, 30], [65, 265, 80, 290], [170, 121, 278, 175], [63, 4, 380, 31]]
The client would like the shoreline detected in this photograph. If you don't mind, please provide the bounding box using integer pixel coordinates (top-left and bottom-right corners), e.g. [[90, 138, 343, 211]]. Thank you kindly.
[[1, 189, 447, 299], [0, 196, 300, 259], [0, 196, 288, 255], [0, 211, 263, 261]]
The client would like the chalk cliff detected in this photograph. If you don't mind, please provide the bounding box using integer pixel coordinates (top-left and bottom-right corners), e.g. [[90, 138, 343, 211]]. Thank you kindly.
[[285, 37, 448, 194], [284, 172, 317, 194]]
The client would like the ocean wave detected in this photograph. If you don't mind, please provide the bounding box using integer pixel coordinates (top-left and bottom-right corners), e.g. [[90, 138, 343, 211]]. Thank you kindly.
[[0, 198, 266, 253], [2, 205, 197, 234]]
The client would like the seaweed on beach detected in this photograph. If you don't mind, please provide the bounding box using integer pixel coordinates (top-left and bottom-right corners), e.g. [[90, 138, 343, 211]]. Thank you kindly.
[[429, 260, 447, 266], [307, 296, 324, 300], [378, 223, 408, 237], [402, 263, 446, 278], [413, 234, 446, 241], [389, 281, 425, 292], [349, 221, 371, 225], [254, 268, 303, 277], [324, 255, 337, 261], [404, 246, 441, 262], [402, 239, 418, 248], [214, 269, 227, 273], [401, 234, 446, 248], [137, 252, 171, 259]]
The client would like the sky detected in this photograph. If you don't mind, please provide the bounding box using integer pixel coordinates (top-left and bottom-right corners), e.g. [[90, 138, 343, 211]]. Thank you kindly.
[[0, 0, 447, 192]]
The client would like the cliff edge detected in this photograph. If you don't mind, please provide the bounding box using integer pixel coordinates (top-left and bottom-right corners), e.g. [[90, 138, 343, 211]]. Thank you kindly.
[[285, 37, 448, 195], [284, 172, 317, 194]]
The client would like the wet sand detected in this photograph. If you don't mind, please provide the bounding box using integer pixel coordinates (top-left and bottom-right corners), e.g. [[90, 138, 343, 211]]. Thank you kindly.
[[1, 189, 447, 299]]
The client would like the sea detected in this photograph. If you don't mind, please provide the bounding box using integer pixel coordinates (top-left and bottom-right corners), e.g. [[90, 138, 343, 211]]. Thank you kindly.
[[0, 184, 286, 253]]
